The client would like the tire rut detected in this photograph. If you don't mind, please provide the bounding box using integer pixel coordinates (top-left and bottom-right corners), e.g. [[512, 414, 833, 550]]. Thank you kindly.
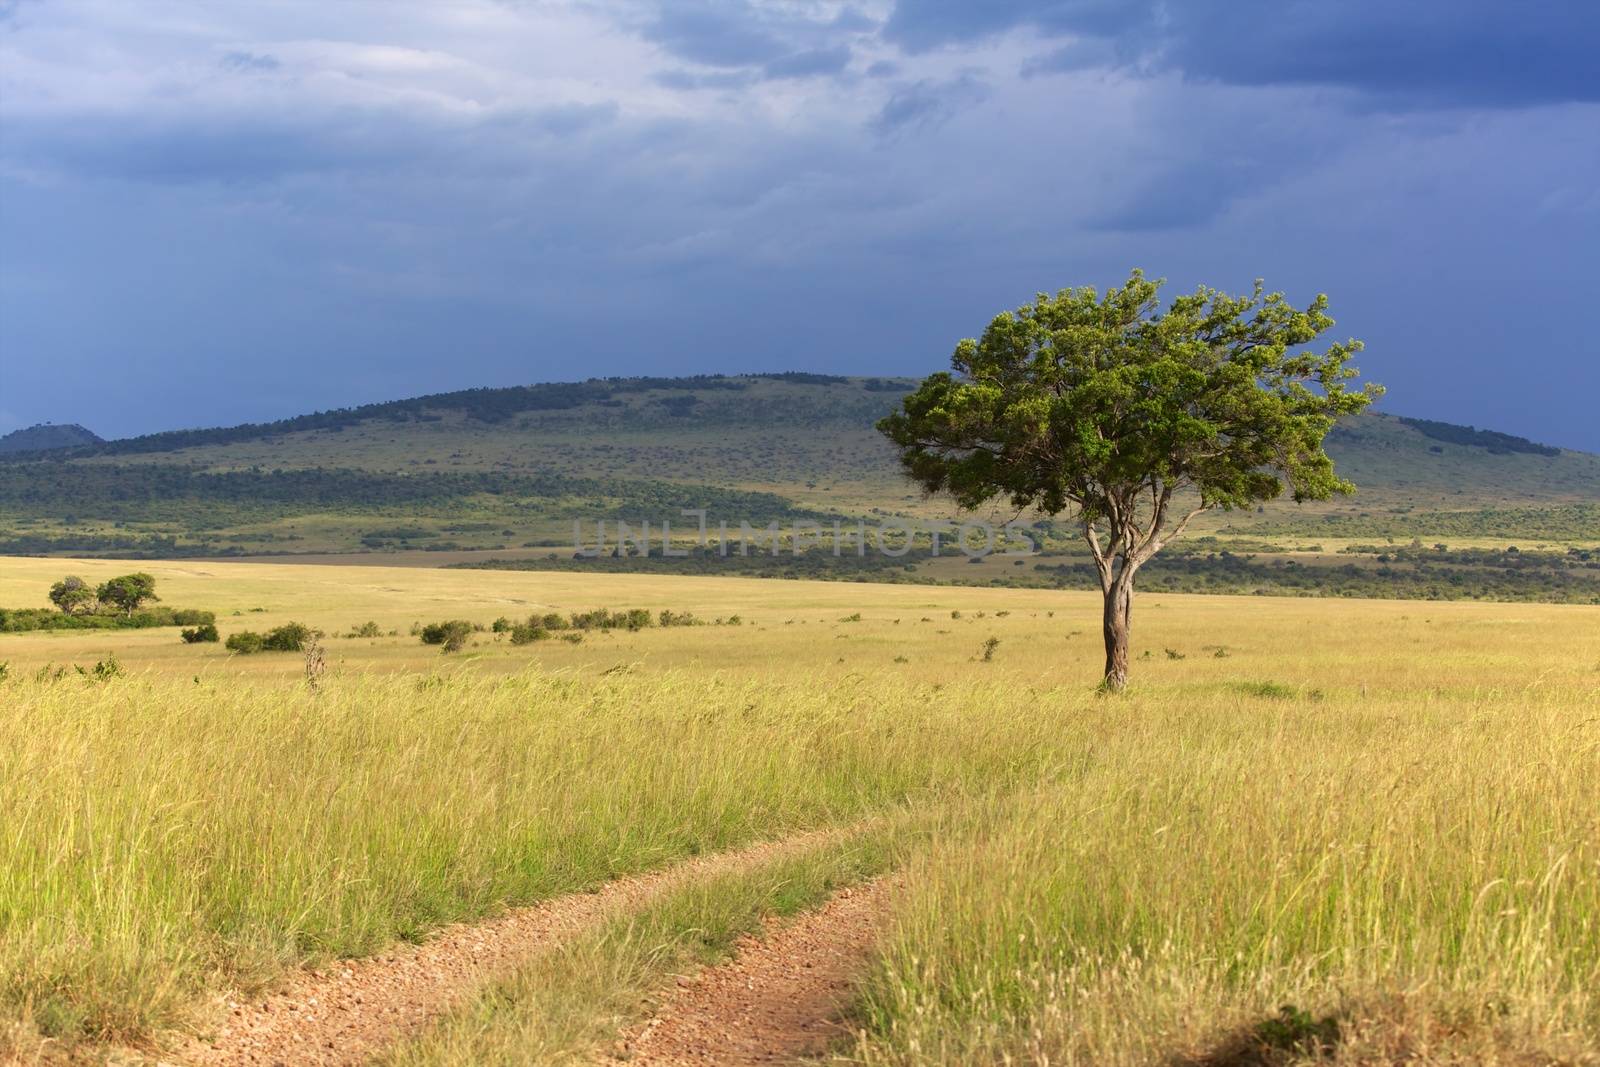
[[611, 877, 896, 1066], [156, 827, 858, 1067]]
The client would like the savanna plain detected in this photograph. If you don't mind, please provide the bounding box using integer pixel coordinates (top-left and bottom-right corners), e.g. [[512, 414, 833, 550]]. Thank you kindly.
[[2, 556, 1597, 1065]]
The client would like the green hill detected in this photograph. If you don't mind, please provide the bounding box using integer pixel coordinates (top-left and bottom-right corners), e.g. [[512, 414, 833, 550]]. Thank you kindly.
[[1, 374, 1595, 600]]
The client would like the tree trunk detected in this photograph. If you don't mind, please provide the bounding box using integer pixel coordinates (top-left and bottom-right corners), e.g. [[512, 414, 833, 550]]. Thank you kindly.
[[1101, 579, 1133, 691]]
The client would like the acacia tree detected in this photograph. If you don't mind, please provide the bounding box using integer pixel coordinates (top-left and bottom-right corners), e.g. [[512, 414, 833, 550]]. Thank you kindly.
[[95, 573, 159, 617], [48, 575, 97, 615], [878, 270, 1381, 690]]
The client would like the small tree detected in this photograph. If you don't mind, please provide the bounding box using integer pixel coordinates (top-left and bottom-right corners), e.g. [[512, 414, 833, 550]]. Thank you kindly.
[[48, 576, 98, 615], [878, 270, 1380, 690], [94, 573, 159, 616]]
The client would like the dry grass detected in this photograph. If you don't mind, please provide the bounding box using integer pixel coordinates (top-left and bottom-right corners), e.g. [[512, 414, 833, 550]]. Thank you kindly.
[[1, 557, 1597, 1062]]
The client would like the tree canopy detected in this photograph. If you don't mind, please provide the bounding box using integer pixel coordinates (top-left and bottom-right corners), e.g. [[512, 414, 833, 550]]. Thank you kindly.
[[878, 269, 1381, 688], [95, 573, 160, 616], [48, 575, 97, 615]]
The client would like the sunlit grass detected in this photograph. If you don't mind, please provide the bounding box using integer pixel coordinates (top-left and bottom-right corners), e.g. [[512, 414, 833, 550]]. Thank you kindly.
[[845, 691, 1600, 1065], [1, 558, 1597, 1061]]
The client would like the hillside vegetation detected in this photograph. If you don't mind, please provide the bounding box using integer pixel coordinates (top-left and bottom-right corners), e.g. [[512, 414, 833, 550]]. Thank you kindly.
[[1, 375, 1594, 601]]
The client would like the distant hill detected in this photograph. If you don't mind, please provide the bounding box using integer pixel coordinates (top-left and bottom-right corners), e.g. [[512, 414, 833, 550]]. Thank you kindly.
[[0, 422, 103, 455], [0, 375, 1595, 565]]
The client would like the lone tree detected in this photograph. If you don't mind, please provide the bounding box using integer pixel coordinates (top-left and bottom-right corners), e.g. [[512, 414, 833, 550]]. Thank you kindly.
[[48, 575, 98, 615], [878, 270, 1380, 690], [95, 573, 159, 617]]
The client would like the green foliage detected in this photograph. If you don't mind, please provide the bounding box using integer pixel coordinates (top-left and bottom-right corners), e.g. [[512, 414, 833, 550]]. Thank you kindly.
[[1254, 1004, 1342, 1054], [568, 607, 654, 631], [657, 609, 702, 627], [262, 623, 312, 652], [94, 573, 159, 616], [879, 270, 1379, 521], [225, 623, 311, 654], [180, 623, 219, 644], [1399, 416, 1559, 457], [349, 620, 382, 638], [224, 631, 265, 654], [47, 575, 97, 615], [0, 606, 214, 633], [877, 270, 1379, 685], [1241, 502, 1600, 541], [420, 620, 474, 653], [508, 622, 551, 645]]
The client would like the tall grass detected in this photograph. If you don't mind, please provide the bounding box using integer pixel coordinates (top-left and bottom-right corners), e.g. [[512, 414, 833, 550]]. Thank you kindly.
[[0, 668, 1059, 1043], [845, 691, 1600, 1064], [3, 570, 1599, 1062]]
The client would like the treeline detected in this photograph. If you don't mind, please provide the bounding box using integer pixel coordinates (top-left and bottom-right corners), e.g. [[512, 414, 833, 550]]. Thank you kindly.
[[0, 607, 215, 633], [0, 463, 819, 524], [1397, 417, 1561, 457], [1233, 503, 1600, 541], [0, 374, 864, 460], [455, 544, 1600, 604]]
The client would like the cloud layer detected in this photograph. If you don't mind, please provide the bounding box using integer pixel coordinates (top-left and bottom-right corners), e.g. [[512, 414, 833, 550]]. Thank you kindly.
[[1, 0, 1597, 448]]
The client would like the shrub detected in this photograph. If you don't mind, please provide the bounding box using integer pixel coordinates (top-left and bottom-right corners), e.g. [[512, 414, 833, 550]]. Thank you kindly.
[[420, 620, 473, 652], [225, 632, 265, 654], [85, 654, 123, 681], [262, 623, 312, 652], [420, 620, 473, 645], [509, 622, 550, 645], [180, 623, 219, 643], [349, 621, 382, 638], [569, 608, 653, 631], [658, 609, 702, 627]]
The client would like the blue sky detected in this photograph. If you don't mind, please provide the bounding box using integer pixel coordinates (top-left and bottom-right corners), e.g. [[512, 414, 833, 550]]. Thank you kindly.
[[2, 1, 1597, 449]]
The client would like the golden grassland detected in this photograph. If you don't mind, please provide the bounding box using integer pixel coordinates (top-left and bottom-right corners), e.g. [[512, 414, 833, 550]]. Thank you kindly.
[[2, 556, 1598, 1063]]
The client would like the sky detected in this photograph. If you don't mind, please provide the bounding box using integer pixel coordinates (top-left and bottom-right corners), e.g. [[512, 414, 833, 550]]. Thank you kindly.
[[1, 1, 1598, 450]]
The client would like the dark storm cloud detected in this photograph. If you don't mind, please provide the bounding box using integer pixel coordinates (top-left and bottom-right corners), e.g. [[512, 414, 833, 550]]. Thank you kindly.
[[885, 0, 1600, 108], [1, 1, 1596, 452]]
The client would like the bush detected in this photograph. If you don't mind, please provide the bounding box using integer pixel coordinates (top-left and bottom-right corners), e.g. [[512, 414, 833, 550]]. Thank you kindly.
[[263, 623, 312, 652], [349, 620, 382, 638], [225, 623, 310, 654], [570, 607, 653, 631], [180, 623, 219, 643], [420, 620, 474, 652], [658, 609, 702, 627], [225, 631, 265, 654], [509, 622, 550, 645]]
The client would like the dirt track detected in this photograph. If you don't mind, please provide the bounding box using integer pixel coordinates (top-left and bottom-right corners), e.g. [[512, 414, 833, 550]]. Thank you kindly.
[[163, 828, 862, 1067], [612, 879, 894, 1066]]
